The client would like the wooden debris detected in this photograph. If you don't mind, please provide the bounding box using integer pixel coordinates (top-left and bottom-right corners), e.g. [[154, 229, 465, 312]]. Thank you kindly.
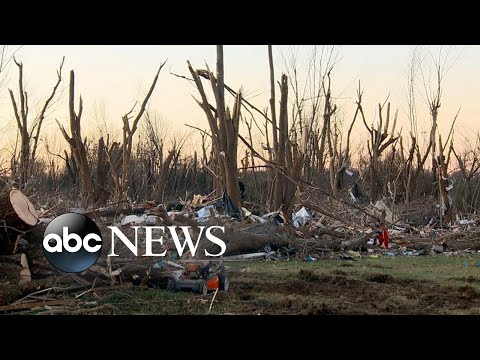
[[0, 299, 74, 313], [0, 188, 39, 254]]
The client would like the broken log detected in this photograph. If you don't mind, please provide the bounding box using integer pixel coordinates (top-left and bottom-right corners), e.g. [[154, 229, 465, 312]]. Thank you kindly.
[[0, 253, 31, 287], [294, 237, 343, 253], [200, 226, 290, 258], [0, 299, 74, 313], [341, 233, 370, 252], [0, 188, 38, 230], [36, 303, 116, 315], [0, 188, 38, 254], [23, 221, 47, 245], [316, 227, 351, 239]]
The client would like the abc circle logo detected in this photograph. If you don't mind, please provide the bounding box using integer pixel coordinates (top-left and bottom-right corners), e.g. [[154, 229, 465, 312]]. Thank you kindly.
[[43, 213, 103, 273]]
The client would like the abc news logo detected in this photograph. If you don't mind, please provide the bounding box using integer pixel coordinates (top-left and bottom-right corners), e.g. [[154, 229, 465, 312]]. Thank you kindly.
[[43, 213, 226, 273], [43, 213, 103, 273]]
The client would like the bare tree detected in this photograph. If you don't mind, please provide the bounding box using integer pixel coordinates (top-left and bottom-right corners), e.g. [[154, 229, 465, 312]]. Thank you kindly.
[[360, 98, 398, 202], [141, 111, 185, 203], [188, 46, 243, 213], [418, 46, 460, 223], [268, 45, 280, 209], [437, 133, 454, 225], [0, 46, 21, 95], [280, 45, 339, 181], [9, 56, 64, 188], [403, 46, 432, 202], [452, 133, 480, 182], [57, 70, 95, 205], [418, 46, 459, 182], [327, 82, 361, 192], [116, 61, 166, 203]]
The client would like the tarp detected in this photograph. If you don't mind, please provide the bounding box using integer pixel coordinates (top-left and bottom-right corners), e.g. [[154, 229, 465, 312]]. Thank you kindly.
[[222, 190, 241, 219], [292, 207, 312, 228]]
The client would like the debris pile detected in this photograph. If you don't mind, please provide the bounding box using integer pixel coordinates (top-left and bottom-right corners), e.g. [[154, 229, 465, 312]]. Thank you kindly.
[[2, 186, 480, 313]]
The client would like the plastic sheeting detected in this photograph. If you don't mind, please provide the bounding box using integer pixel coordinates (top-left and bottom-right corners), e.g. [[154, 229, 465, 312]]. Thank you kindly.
[[292, 207, 312, 228]]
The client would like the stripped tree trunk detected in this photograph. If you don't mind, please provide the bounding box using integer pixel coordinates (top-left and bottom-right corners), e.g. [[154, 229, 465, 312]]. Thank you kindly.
[[274, 74, 288, 211], [268, 45, 280, 210], [9, 57, 64, 189], [188, 45, 242, 212], [57, 70, 95, 206], [360, 101, 398, 202], [95, 137, 109, 204], [118, 61, 166, 203]]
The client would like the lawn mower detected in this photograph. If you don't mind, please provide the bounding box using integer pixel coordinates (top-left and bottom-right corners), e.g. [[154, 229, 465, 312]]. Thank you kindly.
[[167, 262, 229, 295]]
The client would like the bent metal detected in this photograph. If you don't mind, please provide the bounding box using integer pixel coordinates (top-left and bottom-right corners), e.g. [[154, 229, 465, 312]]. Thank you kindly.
[[44, 225, 226, 257]]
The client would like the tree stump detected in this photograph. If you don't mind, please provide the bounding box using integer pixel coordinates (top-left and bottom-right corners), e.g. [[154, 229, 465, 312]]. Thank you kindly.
[[0, 188, 38, 254]]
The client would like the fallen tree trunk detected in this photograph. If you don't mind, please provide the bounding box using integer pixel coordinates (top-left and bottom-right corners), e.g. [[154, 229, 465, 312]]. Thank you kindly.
[[293, 237, 343, 253], [0, 188, 38, 254], [341, 233, 370, 252], [200, 227, 290, 258], [447, 239, 480, 251], [0, 299, 74, 313]]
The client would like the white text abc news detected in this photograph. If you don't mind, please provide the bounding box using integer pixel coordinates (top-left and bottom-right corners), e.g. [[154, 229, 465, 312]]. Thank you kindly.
[[43, 225, 227, 257]]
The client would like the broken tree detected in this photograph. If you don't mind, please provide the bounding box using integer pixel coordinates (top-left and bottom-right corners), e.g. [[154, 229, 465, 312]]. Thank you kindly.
[[9, 57, 64, 189], [188, 46, 242, 213], [0, 188, 38, 254], [360, 99, 398, 202], [114, 61, 167, 203], [57, 70, 96, 206]]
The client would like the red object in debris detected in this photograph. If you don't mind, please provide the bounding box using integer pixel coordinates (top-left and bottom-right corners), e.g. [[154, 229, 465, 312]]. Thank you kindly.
[[207, 274, 220, 291], [378, 225, 389, 249]]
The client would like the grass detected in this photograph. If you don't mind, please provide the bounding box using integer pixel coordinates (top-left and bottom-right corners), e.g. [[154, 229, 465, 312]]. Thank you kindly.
[[3, 254, 480, 315], [227, 254, 480, 288]]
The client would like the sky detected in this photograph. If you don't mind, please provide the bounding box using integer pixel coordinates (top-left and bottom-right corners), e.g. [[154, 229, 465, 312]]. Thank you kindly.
[[0, 45, 479, 157]]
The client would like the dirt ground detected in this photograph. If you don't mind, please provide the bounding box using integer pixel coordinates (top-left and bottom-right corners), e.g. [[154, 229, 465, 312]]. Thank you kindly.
[[2, 253, 480, 315]]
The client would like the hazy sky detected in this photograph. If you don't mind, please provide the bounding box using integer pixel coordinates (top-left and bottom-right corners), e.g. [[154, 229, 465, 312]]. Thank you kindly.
[[0, 45, 479, 155]]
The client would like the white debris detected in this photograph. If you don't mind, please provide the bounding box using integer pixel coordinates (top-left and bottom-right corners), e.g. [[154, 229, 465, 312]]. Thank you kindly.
[[250, 214, 267, 223], [374, 200, 395, 223], [224, 252, 267, 260], [39, 217, 54, 225], [459, 219, 475, 225], [196, 205, 215, 218], [146, 216, 157, 225], [241, 207, 252, 217], [348, 189, 357, 202], [167, 211, 183, 217], [121, 214, 147, 226], [292, 207, 312, 228], [345, 169, 354, 176]]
